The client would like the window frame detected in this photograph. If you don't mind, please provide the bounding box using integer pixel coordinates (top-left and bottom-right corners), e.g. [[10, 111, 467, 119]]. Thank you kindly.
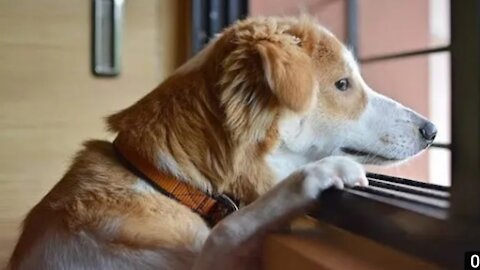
[[191, 0, 248, 55], [449, 0, 480, 223]]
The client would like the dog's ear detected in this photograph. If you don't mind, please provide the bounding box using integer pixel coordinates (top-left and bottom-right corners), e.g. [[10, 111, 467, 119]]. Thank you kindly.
[[256, 40, 315, 113]]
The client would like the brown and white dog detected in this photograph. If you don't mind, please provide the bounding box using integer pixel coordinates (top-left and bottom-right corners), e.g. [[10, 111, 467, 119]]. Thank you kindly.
[[8, 17, 436, 270]]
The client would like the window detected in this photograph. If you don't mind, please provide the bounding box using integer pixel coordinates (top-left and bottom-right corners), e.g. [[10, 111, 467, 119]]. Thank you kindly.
[[250, 1, 480, 268], [191, 0, 248, 54], [192, 1, 480, 268], [357, 0, 451, 187]]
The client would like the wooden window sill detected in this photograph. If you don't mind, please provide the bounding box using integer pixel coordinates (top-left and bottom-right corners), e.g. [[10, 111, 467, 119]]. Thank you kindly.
[[262, 218, 441, 270]]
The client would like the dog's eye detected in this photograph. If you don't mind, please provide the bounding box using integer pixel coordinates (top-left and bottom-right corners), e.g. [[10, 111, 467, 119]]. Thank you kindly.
[[335, 78, 350, 91]]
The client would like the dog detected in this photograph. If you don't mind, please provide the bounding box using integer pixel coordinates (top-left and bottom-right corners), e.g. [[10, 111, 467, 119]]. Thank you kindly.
[[8, 16, 436, 270]]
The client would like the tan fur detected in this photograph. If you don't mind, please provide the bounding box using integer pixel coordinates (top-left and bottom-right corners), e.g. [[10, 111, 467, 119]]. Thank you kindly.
[[9, 141, 207, 265], [10, 16, 371, 269]]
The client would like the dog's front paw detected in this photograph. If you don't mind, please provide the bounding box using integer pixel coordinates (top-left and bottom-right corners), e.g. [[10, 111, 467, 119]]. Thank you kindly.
[[300, 156, 368, 199]]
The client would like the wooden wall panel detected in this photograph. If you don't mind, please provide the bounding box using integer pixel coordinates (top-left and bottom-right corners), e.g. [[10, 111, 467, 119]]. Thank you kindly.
[[0, 0, 187, 265]]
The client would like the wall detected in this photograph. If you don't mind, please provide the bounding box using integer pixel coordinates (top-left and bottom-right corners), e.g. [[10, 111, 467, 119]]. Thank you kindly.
[[0, 0, 187, 264]]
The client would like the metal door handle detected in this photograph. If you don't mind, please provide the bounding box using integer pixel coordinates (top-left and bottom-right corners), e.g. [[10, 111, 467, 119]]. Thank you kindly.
[[92, 0, 124, 76]]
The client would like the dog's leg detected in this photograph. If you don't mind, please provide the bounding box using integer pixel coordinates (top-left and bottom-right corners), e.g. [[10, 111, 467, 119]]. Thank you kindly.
[[192, 156, 368, 270]]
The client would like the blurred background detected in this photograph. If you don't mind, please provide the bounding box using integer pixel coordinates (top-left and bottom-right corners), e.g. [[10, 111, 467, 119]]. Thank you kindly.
[[0, 0, 452, 265]]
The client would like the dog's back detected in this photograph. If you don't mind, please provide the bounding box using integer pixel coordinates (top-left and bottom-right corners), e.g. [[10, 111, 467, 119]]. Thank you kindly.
[[8, 141, 207, 270]]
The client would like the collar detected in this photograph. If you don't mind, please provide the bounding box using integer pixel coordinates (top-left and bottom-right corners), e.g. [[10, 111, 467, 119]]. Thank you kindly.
[[113, 134, 239, 226]]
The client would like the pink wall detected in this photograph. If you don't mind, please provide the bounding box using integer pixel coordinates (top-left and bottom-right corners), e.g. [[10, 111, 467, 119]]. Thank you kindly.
[[358, 0, 430, 58], [362, 56, 430, 181], [360, 0, 430, 181], [250, 0, 347, 41]]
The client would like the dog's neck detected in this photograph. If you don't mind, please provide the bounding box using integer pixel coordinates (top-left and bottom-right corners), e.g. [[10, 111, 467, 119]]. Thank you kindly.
[[113, 134, 239, 225], [266, 147, 311, 181], [107, 36, 282, 204], [114, 128, 277, 204], [154, 148, 214, 193]]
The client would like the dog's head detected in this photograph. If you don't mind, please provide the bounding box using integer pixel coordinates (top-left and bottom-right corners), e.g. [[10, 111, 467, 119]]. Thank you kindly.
[[214, 17, 437, 179]]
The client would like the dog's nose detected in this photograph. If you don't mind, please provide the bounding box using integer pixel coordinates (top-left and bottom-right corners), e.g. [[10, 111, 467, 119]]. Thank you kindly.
[[419, 121, 437, 143]]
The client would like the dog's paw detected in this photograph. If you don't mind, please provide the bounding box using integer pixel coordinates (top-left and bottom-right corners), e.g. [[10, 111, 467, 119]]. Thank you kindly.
[[300, 156, 368, 198]]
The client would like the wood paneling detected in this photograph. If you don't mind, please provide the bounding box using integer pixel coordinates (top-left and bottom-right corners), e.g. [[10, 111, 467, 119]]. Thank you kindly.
[[0, 0, 187, 265]]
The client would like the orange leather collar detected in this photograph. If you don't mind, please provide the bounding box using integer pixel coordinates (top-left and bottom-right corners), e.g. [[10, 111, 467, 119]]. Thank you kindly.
[[113, 134, 238, 226]]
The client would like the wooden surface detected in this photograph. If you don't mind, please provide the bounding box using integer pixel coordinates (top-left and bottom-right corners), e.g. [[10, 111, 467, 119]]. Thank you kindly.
[[263, 219, 441, 270], [0, 0, 187, 265]]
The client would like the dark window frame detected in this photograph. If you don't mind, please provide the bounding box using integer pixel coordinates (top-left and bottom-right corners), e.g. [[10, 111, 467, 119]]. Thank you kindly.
[[191, 0, 248, 55]]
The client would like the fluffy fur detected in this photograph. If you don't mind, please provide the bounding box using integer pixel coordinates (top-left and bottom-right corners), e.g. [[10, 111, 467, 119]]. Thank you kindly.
[[8, 16, 435, 270]]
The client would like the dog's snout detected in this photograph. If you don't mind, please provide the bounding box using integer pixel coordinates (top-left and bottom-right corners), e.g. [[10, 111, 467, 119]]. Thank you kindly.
[[419, 121, 437, 143]]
